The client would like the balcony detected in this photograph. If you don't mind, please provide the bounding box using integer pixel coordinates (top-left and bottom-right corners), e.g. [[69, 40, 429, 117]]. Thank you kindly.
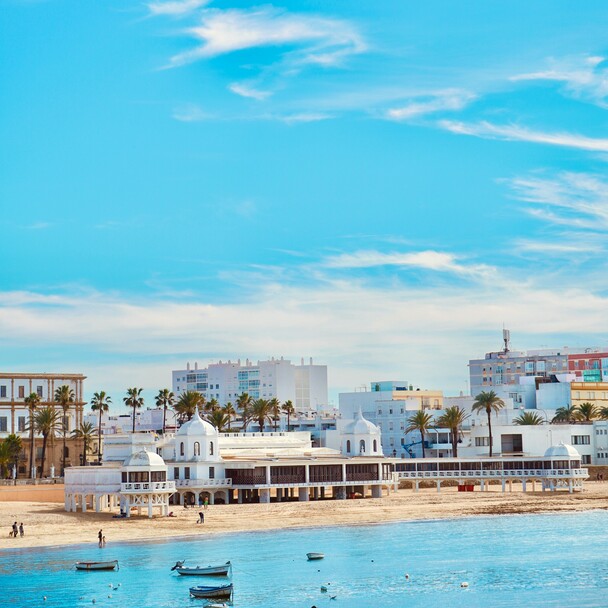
[[174, 478, 232, 488], [121, 481, 176, 493]]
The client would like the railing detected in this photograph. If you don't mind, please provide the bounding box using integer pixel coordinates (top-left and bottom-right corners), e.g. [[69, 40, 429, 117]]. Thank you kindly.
[[395, 468, 588, 480], [270, 475, 306, 484], [121, 481, 176, 492], [346, 472, 380, 482], [174, 479, 232, 488], [309, 474, 343, 483]]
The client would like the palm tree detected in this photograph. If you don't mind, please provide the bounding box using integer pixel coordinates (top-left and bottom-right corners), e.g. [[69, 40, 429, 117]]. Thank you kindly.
[[252, 399, 273, 433], [123, 388, 144, 433], [3, 434, 22, 479], [513, 411, 544, 426], [236, 393, 253, 432], [268, 397, 281, 431], [282, 400, 295, 431], [33, 406, 62, 477], [155, 388, 174, 434], [223, 402, 236, 430], [175, 391, 204, 423], [24, 392, 41, 478], [54, 384, 74, 475], [575, 402, 599, 422], [471, 390, 505, 457], [600, 406, 608, 420], [206, 398, 220, 415], [436, 406, 469, 457], [552, 405, 578, 424], [405, 410, 435, 458], [90, 391, 111, 463], [71, 422, 98, 466], [206, 409, 231, 432], [0, 441, 10, 478]]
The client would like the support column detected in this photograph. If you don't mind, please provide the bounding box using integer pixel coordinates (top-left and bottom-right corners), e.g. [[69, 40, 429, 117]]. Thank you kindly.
[[237, 490, 243, 504], [371, 485, 382, 498], [209, 492, 215, 505], [480, 480, 485, 492], [298, 487, 309, 502], [414, 480, 419, 493], [82, 495, 87, 512], [126, 501, 131, 517], [148, 500, 153, 518], [501, 479, 506, 493], [94, 495, 101, 513], [436, 480, 441, 493], [509, 479, 513, 493], [522, 480, 527, 493], [313, 487, 319, 500], [260, 489, 270, 503], [320, 487, 325, 499]]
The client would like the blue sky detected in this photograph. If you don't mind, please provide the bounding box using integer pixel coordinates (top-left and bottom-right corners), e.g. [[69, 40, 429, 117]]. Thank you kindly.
[[3, 0, 608, 408]]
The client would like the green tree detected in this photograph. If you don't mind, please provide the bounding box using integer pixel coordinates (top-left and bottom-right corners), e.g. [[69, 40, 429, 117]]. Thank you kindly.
[[33, 405, 62, 477], [175, 391, 204, 423], [3, 434, 22, 479], [435, 406, 469, 457], [575, 402, 599, 422], [513, 411, 544, 426], [223, 402, 236, 430], [236, 393, 253, 432], [471, 390, 506, 457], [206, 409, 231, 432], [24, 392, 41, 478], [268, 397, 281, 431], [71, 422, 98, 466], [0, 441, 10, 478], [552, 405, 578, 424], [405, 410, 435, 458], [155, 388, 174, 434], [123, 387, 144, 433], [206, 398, 220, 415], [90, 391, 111, 463], [600, 406, 608, 420], [282, 400, 295, 431], [54, 384, 74, 475], [251, 398, 273, 433]]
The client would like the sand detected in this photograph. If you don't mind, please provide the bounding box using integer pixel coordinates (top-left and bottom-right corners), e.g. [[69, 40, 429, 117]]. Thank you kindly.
[[2, 483, 608, 551]]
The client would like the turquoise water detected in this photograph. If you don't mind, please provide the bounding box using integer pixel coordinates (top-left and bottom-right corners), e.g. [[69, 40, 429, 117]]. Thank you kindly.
[[2, 511, 608, 607]]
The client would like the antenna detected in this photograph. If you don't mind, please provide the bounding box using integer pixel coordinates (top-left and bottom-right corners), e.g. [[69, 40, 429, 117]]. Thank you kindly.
[[502, 327, 511, 353]]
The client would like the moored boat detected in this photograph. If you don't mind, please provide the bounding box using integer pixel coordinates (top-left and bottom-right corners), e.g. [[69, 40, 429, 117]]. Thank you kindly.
[[307, 552, 325, 561], [171, 560, 232, 576], [189, 583, 233, 599], [74, 560, 119, 571]]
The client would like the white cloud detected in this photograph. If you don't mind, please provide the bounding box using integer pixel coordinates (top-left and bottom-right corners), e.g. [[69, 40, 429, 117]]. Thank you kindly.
[[228, 82, 272, 101], [148, 0, 210, 17], [439, 120, 608, 152], [167, 7, 366, 68], [280, 112, 332, 124], [386, 90, 475, 121], [171, 103, 211, 122]]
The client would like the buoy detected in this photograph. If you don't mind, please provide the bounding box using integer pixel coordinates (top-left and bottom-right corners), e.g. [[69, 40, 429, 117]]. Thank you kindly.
[[461, 582, 469, 588], [405, 573, 410, 580], [92, 600, 96, 605], [108, 595, 112, 599], [109, 584, 113, 588], [43, 597, 47, 601], [321, 586, 328, 593]]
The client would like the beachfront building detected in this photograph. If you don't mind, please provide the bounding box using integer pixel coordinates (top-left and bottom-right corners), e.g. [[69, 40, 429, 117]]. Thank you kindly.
[[172, 357, 328, 413]]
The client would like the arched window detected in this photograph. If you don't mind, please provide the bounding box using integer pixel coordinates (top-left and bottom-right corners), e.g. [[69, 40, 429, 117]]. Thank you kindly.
[[359, 440, 366, 454], [180, 442, 185, 456], [346, 440, 351, 453], [209, 441, 214, 456], [63, 446, 69, 458], [373, 439, 377, 452], [194, 442, 200, 456]]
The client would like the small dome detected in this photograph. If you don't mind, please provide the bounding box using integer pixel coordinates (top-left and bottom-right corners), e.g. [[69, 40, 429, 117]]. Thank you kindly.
[[123, 449, 165, 467], [176, 409, 217, 437], [343, 409, 380, 435], [544, 443, 580, 459]]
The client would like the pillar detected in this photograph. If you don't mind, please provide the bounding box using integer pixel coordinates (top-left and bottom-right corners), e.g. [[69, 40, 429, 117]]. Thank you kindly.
[[320, 487, 325, 499], [522, 480, 527, 493], [371, 485, 382, 498], [298, 487, 309, 502], [125, 502, 131, 518], [313, 487, 319, 500], [260, 489, 270, 503], [509, 479, 513, 493], [501, 479, 506, 493], [82, 495, 87, 512], [436, 480, 441, 493], [148, 500, 153, 518], [95, 495, 101, 513], [209, 492, 215, 505], [480, 480, 485, 492], [414, 480, 419, 493], [238, 490, 243, 504]]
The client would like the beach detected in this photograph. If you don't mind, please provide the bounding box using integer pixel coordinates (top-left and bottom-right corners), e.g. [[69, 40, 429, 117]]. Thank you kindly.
[[2, 483, 608, 551]]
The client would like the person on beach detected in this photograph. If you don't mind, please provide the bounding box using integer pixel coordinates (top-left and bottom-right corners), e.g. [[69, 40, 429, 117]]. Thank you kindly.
[[204, 497, 209, 510], [12, 522, 18, 538], [197, 511, 204, 524], [102, 535, 106, 547], [19, 523, 24, 537], [98, 529, 103, 547]]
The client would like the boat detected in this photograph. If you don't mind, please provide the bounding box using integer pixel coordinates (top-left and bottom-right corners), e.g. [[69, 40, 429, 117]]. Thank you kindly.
[[189, 583, 233, 599], [171, 560, 232, 576], [307, 553, 325, 561], [74, 560, 119, 571]]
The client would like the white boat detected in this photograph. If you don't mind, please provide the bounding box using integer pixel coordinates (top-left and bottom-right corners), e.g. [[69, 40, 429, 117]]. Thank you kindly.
[[74, 560, 119, 571], [171, 560, 231, 576], [307, 552, 325, 561], [189, 583, 233, 599]]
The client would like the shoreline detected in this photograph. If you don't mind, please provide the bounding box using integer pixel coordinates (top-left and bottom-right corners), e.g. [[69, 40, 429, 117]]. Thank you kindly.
[[2, 484, 608, 551]]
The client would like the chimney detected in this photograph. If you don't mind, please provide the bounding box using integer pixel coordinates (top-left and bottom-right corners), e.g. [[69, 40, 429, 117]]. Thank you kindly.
[[194, 361, 198, 370], [187, 362, 190, 371]]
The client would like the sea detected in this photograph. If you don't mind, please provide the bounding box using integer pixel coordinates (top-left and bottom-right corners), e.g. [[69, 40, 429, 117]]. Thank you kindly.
[[1, 511, 607, 607]]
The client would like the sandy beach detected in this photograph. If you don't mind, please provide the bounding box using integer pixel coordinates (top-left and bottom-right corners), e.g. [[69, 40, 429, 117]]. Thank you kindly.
[[2, 483, 608, 551]]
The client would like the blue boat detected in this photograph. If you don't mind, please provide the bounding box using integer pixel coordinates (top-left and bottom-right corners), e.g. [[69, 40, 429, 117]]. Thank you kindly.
[[189, 583, 233, 599]]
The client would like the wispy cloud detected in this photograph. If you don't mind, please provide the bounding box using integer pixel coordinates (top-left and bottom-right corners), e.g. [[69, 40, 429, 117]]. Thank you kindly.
[[280, 112, 332, 124], [439, 120, 608, 152], [25, 222, 52, 230], [511, 54, 608, 108], [386, 90, 475, 121], [172, 103, 211, 122], [228, 82, 272, 101], [148, 0, 210, 17]]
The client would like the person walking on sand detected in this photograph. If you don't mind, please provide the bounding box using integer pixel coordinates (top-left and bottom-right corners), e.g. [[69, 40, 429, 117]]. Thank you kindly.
[[19, 523, 24, 537], [203, 497, 209, 510], [197, 511, 204, 524], [12, 522, 18, 538], [98, 529, 103, 547]]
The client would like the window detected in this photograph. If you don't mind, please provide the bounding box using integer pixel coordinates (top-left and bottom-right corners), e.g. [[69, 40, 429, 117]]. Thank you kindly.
[[373, 439, 378, 452], [18, 386, 24, 399], [581, 455, 591, 464], [174, 467, 179, 480], [0, 417, 6, 432], [346, 440, 351, 453], [209, 441, 214, 456], [209, 466, 215, 479], [359, 440, 366, 454], [184, 467, 190, 480], [180, 442, 184, 456], [475, 437, 490, 447], [194, 442, 200, 456], [36, 386, 43, 397], [0, 386, 6, 398], [18, 417, 25, 432], [571, 435, 591, 445]]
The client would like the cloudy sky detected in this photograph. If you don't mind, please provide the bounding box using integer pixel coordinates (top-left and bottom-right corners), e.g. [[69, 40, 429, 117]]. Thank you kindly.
[[3, 1, 608, 408]]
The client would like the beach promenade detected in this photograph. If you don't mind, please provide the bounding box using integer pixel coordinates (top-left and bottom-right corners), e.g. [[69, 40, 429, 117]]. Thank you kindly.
[[2, 483, 608, 551]]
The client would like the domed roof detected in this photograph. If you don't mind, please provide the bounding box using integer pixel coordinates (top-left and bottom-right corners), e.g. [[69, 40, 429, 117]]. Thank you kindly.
[[123, 449, 165, 468], [544, 443, 580, 459], [343, 408, 380, 435], [176, 410, 217, 437]]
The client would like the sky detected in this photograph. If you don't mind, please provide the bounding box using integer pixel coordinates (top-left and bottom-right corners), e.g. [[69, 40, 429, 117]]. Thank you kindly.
[[3, 0, 608, 410]]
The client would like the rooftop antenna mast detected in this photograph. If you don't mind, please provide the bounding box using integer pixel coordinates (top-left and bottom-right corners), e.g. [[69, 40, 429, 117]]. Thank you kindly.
[[502, 327, 511, 353]]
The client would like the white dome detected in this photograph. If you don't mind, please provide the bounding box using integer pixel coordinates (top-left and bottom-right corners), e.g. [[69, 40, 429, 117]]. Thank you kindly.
[[544, 443, 580, 459], [176, 410, 217, 437], [343, 409, 380, 435], [123, 449, 165, 468]]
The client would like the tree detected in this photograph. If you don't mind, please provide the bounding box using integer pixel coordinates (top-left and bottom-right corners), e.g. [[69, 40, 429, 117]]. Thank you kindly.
[[71, 422, 98, 466], [552, 405, 578, 424], [175, 391, 204, 423], [24, 392, 41, 478], [123, 387, 144, 433], [54, 384, 74, 475], [0, 441, 10, 478], [513, 411, 544, 426], [268, 397, 281, 431], [405, 410, 435, 458], [223, 402, 236, 430], [206, 409, 231, 432], [3, 434, 22, 479], [236, 393, 253, 432], [251, 399, 273, 433], [575, 402, 599, 422], [90, 391, 111, 463], [33, 406, 62, 477], [155, 388, 174, 434], [206, 398, 220, 415], [471, 390, 505, 457], [282, 400, 295, 431], [600, 406, 608, 420], [435, 406, 469, 457]]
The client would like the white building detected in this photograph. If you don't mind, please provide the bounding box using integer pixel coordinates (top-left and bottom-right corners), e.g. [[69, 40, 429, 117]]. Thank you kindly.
[[172, 357, 328, 412]]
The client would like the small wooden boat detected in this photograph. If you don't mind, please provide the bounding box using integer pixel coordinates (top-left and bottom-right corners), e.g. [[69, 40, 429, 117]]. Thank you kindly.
[[74, 560, 119, 571], [171, 560, 231, 576], [307, 552, 325, 561], [189, 583, 233, 599]]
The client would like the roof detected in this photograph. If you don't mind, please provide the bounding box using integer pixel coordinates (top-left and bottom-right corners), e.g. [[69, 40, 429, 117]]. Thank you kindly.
[[123, 450, 166, 468], [544, 443, 581, 459], [343, 409, 380, 435], [176, 410, 217, 437]]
